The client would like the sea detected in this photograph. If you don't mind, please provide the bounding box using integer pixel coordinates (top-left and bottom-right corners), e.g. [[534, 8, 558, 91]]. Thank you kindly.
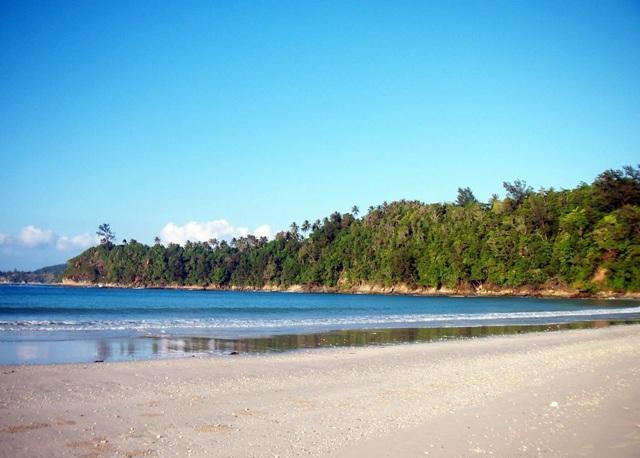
[[1, 284, 639, 364]]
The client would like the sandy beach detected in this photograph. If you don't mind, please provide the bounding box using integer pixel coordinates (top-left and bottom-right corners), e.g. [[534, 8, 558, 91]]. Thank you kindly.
[[1, 325, 639, 457]]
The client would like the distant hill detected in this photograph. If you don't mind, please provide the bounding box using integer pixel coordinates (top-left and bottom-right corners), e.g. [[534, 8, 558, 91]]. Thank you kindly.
[[32, 264, 67, 277], [0, 264, 66, 284]]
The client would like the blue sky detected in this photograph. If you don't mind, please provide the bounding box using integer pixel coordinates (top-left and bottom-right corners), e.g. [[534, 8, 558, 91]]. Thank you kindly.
[[1, 1, 639, 270]]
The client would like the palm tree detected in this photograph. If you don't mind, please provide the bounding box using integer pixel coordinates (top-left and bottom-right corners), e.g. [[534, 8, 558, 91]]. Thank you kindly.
[[289, 222, 299, 238], [351, 205, 359, 216], [301, 220, 310, 233]]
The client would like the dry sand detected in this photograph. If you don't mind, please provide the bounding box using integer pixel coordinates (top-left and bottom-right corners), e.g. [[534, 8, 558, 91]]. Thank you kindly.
[[1, 325, 639, 457]]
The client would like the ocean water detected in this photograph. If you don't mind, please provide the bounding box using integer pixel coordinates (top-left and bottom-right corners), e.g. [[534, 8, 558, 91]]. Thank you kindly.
[[1, 284, 639, 364]]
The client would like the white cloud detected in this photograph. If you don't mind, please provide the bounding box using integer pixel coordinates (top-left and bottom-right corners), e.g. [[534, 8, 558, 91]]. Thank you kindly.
[[18, 225, 54, 247], [55, 233, 97, 251], [253, 224, 272, 239], [3, 226, 97, 253], [160, 220, 272, 245]]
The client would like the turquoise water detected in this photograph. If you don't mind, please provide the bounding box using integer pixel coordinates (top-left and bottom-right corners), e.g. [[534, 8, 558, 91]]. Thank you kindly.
[[1, 285, 639, 364]]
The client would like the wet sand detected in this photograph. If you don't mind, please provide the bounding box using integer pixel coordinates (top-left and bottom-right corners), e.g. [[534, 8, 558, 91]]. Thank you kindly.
[[1, 325, 639, 457]]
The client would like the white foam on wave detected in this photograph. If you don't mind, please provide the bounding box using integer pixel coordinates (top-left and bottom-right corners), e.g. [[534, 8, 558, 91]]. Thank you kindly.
[[1, 306, 640, 332]]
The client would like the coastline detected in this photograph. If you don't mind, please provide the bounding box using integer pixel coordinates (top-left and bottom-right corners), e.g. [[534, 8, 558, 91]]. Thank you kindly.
[[57, 278, 640, 300], [3, 320, 638, 365], [2, 325, 639, 457]]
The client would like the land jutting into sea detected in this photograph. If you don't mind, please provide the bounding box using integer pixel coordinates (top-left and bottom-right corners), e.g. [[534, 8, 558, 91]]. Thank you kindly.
[[2, 166, 639, 456], [60, 166, 640, 298]]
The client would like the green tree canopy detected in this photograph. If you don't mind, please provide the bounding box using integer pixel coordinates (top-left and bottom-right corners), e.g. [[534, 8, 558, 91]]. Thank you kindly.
[[65, 166, 640, 294]]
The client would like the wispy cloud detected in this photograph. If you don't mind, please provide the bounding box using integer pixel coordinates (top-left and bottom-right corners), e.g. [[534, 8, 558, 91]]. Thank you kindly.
[[18, 225, 54, 247], [160, 220, 272, 245], [3, 226, 97, 252], [0, 226, 97, 270], [55, 233, 98, 251]]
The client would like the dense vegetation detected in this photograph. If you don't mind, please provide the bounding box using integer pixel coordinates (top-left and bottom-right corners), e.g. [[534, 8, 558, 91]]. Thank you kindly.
[[64, 166, 640, 293], [0, 264, 66, 284]]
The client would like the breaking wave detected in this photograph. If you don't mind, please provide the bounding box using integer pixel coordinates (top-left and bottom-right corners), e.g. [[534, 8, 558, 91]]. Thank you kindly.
[[2, 306, 640, 332]]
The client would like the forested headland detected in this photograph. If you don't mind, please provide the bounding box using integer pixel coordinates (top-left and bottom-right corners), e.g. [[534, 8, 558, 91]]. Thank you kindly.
[[63, 166, 640, 295]]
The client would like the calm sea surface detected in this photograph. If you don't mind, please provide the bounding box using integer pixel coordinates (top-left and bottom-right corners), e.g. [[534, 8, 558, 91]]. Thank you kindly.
[[1, 284, 639, 364]]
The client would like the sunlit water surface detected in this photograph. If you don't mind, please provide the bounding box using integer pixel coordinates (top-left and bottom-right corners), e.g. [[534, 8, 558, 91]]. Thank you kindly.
[[1, 284, 639, 364]]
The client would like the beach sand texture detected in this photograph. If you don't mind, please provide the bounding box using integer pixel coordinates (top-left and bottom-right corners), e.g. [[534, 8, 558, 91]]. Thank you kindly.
[[1, 325, 639, 457]]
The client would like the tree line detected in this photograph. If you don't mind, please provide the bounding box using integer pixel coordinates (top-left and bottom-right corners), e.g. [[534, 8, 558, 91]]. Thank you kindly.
[[64, 166, 640, 293]]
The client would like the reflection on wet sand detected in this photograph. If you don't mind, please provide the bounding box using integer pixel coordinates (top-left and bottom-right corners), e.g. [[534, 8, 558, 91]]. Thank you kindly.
[[4, 319, 638, 365], [148, 319, 638, 356]]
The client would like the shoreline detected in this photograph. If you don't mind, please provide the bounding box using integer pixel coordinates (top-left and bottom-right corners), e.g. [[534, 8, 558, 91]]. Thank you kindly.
[[49, 279, 640, 300], [2, 319, 639, 366], [1, 325, 639, 456], [0, 319, 640, 368]]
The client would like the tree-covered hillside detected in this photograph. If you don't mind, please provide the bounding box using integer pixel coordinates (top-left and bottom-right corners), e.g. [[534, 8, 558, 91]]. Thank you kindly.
[[64, 166, 640, 293]]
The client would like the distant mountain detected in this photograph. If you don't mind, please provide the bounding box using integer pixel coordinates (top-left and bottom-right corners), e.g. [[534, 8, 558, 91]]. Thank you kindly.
[[0, 263, 66, 284]]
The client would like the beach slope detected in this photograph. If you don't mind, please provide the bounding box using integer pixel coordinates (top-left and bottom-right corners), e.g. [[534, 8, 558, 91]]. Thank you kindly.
[[1, 325, 639, 457]]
